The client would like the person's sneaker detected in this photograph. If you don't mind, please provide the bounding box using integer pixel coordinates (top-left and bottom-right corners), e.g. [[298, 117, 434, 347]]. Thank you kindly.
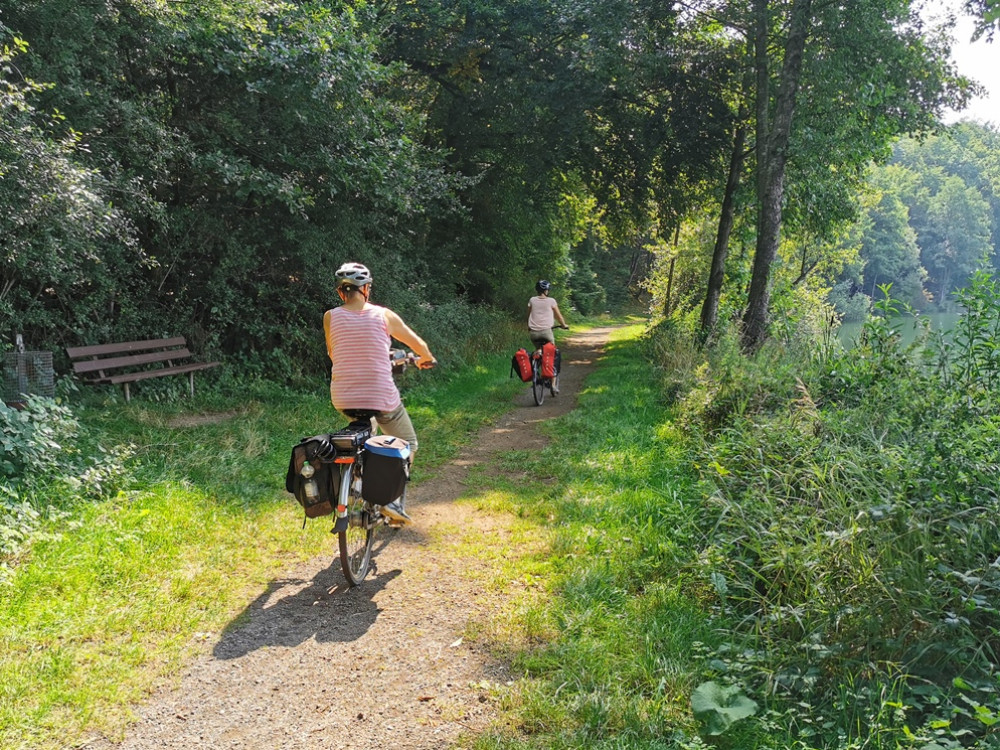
[[381, 499, 412, 526]]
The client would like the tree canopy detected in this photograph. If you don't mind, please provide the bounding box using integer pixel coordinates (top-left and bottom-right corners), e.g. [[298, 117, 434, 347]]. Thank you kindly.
[[0, 0, 988, 369]]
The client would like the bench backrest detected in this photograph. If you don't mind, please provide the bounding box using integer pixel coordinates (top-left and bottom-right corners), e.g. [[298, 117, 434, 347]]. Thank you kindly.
[[67, 337, 193, 375]]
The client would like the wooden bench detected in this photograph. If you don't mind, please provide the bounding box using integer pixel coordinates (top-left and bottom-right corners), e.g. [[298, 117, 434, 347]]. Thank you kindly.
[[66, 337, 220, 403]]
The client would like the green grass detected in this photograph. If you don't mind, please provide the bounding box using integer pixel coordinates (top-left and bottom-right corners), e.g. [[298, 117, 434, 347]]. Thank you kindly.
[[464, 324, 731, 749], [0, 320, 770, 749], [0, 350, 524, 749]]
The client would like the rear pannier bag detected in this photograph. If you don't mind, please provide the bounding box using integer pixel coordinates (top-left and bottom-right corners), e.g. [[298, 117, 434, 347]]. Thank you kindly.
[[285, 435, 340, 518], [362, 435, 411, 505], [541, 342, 558, 379], [511, 348, 532, 382]]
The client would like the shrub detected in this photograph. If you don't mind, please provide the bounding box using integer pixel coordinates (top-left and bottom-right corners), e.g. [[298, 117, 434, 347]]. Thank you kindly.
[[658, 271, 1000, 745], [0, 396, 81, 480], [0, 396, 133, 560]]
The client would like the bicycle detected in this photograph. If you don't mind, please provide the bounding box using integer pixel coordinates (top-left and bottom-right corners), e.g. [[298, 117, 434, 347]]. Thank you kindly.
[[530, 327, 567, 406], [296, 350, 429, 586], [325, 410, 392, 586]]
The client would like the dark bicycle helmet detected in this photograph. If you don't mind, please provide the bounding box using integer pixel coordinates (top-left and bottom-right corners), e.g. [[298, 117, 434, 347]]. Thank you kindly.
[[535, 279, 551, 294], [335, 262, 373, 288]]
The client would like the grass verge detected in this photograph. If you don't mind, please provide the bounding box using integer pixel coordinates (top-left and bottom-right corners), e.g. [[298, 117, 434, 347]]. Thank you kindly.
[[464, 324, 729, 749]]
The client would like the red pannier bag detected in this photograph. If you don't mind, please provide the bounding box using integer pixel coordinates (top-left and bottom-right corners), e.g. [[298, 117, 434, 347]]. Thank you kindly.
[[511, 348, 532, 382], [541, 342, 557, 379]]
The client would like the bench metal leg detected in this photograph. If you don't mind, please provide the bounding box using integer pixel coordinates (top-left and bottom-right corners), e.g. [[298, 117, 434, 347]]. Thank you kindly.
[[123, 383, 131, 403], [189, 371, 195, 398]]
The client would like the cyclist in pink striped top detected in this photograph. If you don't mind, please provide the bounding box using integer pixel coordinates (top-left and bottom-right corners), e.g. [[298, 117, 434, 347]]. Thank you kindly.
[[324, 262, 435, 525]]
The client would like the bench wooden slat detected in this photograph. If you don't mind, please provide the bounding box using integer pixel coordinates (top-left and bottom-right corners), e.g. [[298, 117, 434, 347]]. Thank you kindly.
[[66, 335, 219, 402], [72, 348, 193, 376], [66, 337, 187, 359], [103, 361, 221, 385]]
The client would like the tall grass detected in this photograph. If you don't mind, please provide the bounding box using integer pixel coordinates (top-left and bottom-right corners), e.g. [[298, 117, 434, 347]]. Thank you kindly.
[[661, 273, 1000, 747]]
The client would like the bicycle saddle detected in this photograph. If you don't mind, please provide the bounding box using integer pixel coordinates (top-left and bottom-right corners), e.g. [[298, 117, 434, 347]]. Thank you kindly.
[[342, 409, 380, 421]]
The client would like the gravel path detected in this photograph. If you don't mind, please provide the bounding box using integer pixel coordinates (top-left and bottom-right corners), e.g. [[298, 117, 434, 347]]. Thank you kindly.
[[89, 327, 614, 750]]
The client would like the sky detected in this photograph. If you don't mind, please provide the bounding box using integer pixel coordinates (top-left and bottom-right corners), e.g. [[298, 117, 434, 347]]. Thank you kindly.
[[924, 0, 999, 126]]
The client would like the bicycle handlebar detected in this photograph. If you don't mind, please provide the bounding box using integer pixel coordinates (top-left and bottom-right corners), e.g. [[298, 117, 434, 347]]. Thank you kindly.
[[390, 348, 436, 370]]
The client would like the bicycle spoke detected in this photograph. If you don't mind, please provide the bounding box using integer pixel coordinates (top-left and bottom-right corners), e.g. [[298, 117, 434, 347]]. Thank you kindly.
[[338, 463, 375, 585], [532, 355, 545, 405]]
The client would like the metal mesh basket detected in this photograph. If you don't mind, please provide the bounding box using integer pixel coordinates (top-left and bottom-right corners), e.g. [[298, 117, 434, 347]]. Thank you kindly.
[[2, 350, 55, 405]]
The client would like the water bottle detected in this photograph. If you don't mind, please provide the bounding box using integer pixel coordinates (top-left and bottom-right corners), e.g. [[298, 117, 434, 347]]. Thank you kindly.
[[300, 462, 318, 499], [304, 479, 318, 500]]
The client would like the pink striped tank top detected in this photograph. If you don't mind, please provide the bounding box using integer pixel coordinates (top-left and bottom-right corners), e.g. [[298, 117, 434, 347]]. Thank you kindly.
[[325, 305, 401, 412]]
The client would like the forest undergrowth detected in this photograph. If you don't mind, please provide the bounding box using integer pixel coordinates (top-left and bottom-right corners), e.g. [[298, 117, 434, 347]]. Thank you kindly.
[[665, 272, 1000, 748]]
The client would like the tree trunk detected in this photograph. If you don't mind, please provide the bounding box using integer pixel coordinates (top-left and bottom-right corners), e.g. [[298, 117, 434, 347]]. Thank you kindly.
[[664, 256, 676, 317], [700, 120, 747, 335], [663, 224, 680, 317], [939, 262, 952, 305], [741, 0, 813, 351]]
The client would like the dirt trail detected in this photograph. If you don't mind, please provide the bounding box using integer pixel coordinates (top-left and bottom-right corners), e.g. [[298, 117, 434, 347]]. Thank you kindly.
[[90, 327, 614, 750]]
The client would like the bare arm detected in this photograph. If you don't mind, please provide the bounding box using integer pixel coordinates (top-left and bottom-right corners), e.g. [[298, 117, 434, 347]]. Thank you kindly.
[[552, 301, 567, 327], [384, 308, 435, 368], [323, 309, 335, 363]]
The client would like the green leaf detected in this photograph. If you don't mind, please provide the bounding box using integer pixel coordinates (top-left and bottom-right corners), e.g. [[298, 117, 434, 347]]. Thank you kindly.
[[691, 681, 759, 736]]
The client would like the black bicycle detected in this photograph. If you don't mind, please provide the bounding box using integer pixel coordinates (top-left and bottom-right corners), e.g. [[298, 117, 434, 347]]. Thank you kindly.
[[530, 327, 567, 406]]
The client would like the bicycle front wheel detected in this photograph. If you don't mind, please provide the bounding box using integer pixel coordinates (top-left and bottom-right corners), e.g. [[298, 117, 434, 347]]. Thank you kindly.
[[532, 357, 546, 405], [338, 462, 375, 585]]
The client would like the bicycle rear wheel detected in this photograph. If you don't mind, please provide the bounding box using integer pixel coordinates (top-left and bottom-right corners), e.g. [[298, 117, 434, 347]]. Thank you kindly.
[[338, 462, 375, 585], [532, 356, 546, 405]]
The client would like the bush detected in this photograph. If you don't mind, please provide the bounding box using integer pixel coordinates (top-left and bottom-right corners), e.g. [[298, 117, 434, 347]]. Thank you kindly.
[[655, 271, 1000, 745], [0, 396, 81, 480], [647, 319, 821, 433], [0, 396, 133, 560]]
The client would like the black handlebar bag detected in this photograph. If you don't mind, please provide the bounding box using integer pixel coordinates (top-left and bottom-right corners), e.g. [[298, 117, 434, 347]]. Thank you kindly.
[[285, 435, 340, 518]]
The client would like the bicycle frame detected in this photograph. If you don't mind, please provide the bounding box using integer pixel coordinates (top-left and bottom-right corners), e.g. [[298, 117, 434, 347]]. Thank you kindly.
[[329, 419, 373, 534], [530, 346, 559, 406]]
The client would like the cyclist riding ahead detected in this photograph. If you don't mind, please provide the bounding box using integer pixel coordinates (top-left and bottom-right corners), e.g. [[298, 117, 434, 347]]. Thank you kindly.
[[527, 280, 567, 389], [324, 262, 435, 526], [528, 279, 568, 348]]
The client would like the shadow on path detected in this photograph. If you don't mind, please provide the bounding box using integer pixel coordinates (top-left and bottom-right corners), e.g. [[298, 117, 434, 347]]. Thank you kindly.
[[214, 565, 402, 659]]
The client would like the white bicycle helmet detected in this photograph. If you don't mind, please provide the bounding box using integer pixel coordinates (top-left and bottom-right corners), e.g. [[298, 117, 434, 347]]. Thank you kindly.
[[335, 262, 373, 288]]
